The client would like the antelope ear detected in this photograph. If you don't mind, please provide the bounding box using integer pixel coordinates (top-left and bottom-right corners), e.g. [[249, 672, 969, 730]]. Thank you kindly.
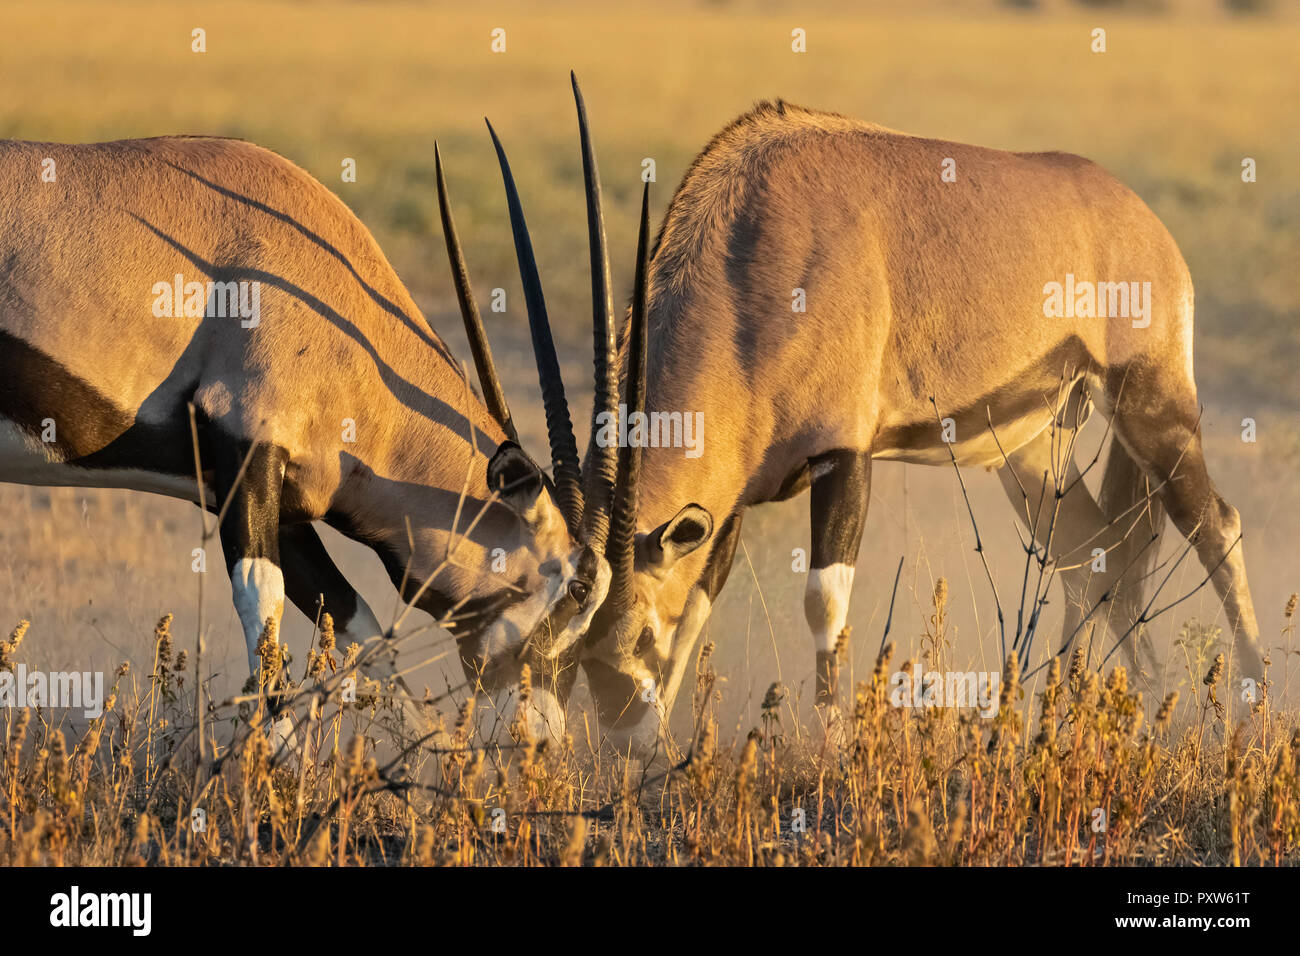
[[647, 504, 714, 569], [487, 441, 544, 511]]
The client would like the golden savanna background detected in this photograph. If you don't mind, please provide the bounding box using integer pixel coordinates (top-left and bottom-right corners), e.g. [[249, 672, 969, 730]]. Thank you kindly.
[[1, 0, 1297, 865]]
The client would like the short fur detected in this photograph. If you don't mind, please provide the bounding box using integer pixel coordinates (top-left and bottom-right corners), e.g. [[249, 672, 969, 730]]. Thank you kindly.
[[580, 103, 1264, 749], [0, 136, 606, 737]]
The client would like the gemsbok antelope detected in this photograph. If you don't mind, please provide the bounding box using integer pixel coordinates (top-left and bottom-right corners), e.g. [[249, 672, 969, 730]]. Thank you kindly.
[[445, 74, 657, 740], [575, 100, 1267, 752], [0, 131, 611, 741]]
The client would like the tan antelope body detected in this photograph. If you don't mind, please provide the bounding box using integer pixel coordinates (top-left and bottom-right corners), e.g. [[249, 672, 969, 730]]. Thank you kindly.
[[0, 134, 611, 738], [576, 101, 1265, 750]]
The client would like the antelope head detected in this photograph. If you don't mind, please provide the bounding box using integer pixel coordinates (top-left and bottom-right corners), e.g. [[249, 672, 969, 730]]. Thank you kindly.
[[571, 168, 719, 756], [461, 76, 714, 755], [424, 435, 608, 737], [432, 75, 643, 737]]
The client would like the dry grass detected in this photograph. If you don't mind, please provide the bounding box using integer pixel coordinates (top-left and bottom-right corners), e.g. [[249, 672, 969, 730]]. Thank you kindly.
[[3, 587, 1297, 866], [1, 0, 1297, 730], [1, 0, 1297, 867]]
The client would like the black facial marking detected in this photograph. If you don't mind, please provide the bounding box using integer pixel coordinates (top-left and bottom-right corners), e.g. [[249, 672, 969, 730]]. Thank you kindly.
[[565, 546, 599, 609], [568, 579, 590, 607], [635, 625, 654, 654], [438, 585, 528, 636], [575, 545, 598, 582]]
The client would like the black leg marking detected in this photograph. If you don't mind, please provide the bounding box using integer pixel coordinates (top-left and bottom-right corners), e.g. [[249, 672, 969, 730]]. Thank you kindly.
[[806, 449, 872, 705], [210, 434, 288, 677], [279, 523, 361, 632]]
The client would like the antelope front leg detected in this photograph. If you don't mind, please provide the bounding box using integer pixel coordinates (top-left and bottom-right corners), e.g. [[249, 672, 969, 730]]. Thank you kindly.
[[806, 449, 871, 708], [212, 437, 293, 750], [213, 440, 289, 677], [280, 522, 389, 664]]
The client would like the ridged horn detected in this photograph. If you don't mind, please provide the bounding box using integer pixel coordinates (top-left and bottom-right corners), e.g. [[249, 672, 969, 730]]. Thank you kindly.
[[606, 182, 652, 615], [434, 142, 519, 444], [572, 73, 618, 553], [485, 118, 584, 536]]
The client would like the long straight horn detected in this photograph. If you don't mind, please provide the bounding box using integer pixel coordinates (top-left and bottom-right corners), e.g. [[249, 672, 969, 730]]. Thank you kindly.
[[572, 73, 618, 552], [434, 143, 519, 444], [485, 119, 584, 535], [606, 182, 652, 615]]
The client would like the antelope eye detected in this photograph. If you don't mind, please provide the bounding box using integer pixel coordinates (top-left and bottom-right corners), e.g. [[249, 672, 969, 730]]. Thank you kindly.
[[567, 580, 590, 606], [635, 625, 654, 654]]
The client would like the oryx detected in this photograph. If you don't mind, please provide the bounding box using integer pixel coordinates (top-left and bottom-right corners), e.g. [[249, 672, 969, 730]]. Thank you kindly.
[[575, 100, 1266, 751], [0, 132, 611, 739]]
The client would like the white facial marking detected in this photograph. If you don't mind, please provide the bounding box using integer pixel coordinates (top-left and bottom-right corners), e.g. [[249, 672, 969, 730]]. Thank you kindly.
[[805, 563, 855, 653], [645, 604, 669, 657], [231, 557, 286, 674], [649, 588, 714, 724], [605, 696, 667, 757], [525, 683, 566, 742], [553, 555, 611, 656], [336, 594, 384, 645], [486, 546, 609, 664], [484, 574, 549, 660]]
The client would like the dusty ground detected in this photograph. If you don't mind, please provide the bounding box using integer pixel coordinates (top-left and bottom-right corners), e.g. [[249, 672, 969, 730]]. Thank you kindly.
[[3, 390, 1295, 743]]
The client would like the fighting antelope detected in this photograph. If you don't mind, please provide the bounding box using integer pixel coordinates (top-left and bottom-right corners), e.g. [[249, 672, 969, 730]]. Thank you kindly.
[[0, 131, 611, 740], [575, 100, 1267, 751], [447, 75, 655, 740]]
